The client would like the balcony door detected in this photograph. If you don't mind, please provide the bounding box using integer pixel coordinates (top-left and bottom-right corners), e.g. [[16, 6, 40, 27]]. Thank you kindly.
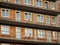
[[15, 11, 20, 21], [47, 31, 51, 42], [15, 27, 21, 39], [44, 1, 49, 9]]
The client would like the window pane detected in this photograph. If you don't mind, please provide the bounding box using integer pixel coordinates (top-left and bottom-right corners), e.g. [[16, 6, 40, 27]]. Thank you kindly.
[[24, 12, 32, 21], [36, 0, 42, 7], [25, 13, 28, 20], [24, 0, 30, 4], [16, 27, 20, 32], [45, 2, 48, 9], [38, 30, 45, 38], [37, 15, 40, 21], [53, 32, 57, 39], [1, 25, 10, 34], [46, 15, 50, 24], [47, 31, 51, 42], [25, 28, 32, 37], [16, 27, 21, 39], [2, 9, 5, 16], [15, 11, 20, 21], [2, 8, 9, 17], [52, 16, 56, 24], [6, 10, 9, 16], [51, 2, 55, 10], [37, 14, 44, 22], [15, 0, 19, 4]]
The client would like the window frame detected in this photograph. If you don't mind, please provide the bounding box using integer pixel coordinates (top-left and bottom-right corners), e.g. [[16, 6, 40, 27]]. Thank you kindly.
[[24, 0, 31, 5], [1, 8, 10, 18], [46, 31, 51, 42], [51, 16, 56, 24], [37, 14, 44, 22], [24, 12, 32, 21], [38, 30, 45, 38], [44, 1, 49, 9], [46, 15, 50, 24], [53, 32, 57, 39], [15, 10, 20, 21], [1, 25, 10, 35], [15, 0, 20, 4], [50, 2, 55, 10], [35, 0, 43, 7], [15, 27, 21, 39], [25, 28, 32, 37]]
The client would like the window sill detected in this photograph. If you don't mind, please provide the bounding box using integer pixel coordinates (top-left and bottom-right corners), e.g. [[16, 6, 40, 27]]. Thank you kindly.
[[23, 3, 31, 6], [0, 34, 10, 36], [35, 5, 43, 8], [37, 38, 46, 40]]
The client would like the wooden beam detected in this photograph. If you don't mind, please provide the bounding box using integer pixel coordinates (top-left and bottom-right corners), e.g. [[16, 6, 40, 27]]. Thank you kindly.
[[0, 38, 59, 45]]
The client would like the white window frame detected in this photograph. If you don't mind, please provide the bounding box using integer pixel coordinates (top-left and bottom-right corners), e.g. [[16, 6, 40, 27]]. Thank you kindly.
[[36, 0, 43, 7], [51, 16, 56, 24], [24, 12, 32, 21], [15, 10, 20, 21], [53, 32, 57, 39], [47, 31, 51, 42], [15, 27, 21, 39], [37, 14, 44, 22], [25, 28, 32, 37], [46, 15, 50, 24], [1, 8, 10, 18], [1, 25, 10, 35], [38, 30, 45, 38], [50, 2, 55, 10], [44, 1, 49, 9], [15, 0, 20, 4], [24, 0, 31, 5]]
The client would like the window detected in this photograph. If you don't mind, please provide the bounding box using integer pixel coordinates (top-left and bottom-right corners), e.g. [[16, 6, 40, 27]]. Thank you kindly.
[[1, 8, 10, 17], [15, 10, 20, 21], [1, 43, 10, 45], [46, 15, 50, 24], [45, 2, 48, 9], [36, 0, 42, 7], [50, 2, 55, 10], [24, 12, 32, 21], [47, 31, 51, 42], [53, 32, 57, 39], [25, 28, 32, 37], [15, 0, 20, 4], [24, 0, 30, 4], [52, 16, 56, 24], [38, 30, 45, 38], [37, 14, 44, 22], [1, 25, 10, 35], [16, 27, 21, 39]]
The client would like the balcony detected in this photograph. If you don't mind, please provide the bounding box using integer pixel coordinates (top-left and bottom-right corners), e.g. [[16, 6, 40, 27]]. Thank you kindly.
[[0, 30, 59, 45], [0, 37, 59, 45], [0, 18, 60, 32], [0, 1, 60, 16]]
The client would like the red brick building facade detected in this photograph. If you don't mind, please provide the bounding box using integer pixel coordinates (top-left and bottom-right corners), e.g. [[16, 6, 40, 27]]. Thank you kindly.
[[0, 0, 60, 45]]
